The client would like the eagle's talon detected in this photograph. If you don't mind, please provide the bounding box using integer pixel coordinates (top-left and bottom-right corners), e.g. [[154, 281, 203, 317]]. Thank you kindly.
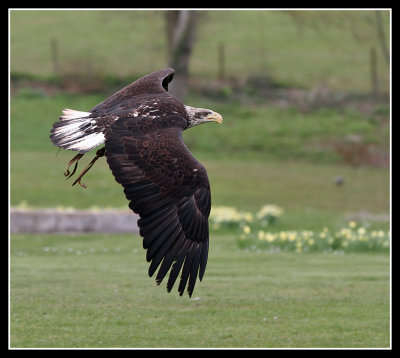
[[72, 177, 87, 189], [65, 161, 79, 180], [69, 147, 104, 188], [64, 153, 84, 179]]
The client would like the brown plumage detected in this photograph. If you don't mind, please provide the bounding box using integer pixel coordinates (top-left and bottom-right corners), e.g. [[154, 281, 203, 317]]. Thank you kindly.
[[50, 68, 223, 296]]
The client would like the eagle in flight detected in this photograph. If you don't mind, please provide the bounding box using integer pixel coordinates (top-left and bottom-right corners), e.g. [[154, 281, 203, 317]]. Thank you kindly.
[[50, 68, 223, 297]]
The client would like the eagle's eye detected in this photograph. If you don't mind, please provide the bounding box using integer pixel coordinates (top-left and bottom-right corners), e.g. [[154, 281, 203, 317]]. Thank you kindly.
[[198, 111, 211, 119]]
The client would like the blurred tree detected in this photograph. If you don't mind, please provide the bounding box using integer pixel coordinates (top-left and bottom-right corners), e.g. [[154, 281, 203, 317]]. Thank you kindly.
[[165, 10, 199, 100], [285, 10, 390, 63], [285, 10, 390, 96], [374, 11, 390, 66]]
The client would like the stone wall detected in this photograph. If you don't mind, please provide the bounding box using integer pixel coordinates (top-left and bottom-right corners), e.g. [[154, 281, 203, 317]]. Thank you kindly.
[[10, 208, 140, 234]]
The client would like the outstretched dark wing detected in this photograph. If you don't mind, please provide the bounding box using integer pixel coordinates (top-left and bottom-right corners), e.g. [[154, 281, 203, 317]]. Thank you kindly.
[[104, 115, 210, 297]]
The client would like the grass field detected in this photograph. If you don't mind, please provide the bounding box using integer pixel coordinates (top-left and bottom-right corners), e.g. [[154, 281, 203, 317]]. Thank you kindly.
[[9, 89, 390, 349], [10, 234, 390, 348], [10, 92, 390, 231], [11, 151, 390, 231]]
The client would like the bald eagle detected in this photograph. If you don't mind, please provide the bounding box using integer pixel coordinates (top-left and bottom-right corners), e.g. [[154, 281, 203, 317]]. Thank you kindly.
[[50, 68, 223, 297]]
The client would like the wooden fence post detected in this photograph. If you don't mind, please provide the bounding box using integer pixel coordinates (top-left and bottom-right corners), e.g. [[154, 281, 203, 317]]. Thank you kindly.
[[218, 42, 225, 81], [370, 46, 379, 99], [50, 37, 59, 77]]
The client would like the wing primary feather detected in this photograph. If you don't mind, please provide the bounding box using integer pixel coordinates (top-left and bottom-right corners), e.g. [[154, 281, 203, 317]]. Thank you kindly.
[[142, 208, 176, 249], [148, 221, 182, 277], [198, 217, 208, 244], [190, 213, 204, 241], [124, 182, 157, 202], [178, 243, 197, 296], [137, 202, 171, 227], [145, 214, 178, 260], [155, 232, 185, 285], [187, 243, 202, 297], [167, 240, 190, 293], [199, 240, 209, 281], [136, 196, 174, 217], [181, 211, 198, 240]]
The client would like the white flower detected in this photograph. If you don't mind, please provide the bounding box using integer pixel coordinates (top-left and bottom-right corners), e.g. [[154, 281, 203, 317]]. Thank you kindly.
[[243, 225, 251, 234], [256, 205, 284, 220], [210, 206, 253, 226]]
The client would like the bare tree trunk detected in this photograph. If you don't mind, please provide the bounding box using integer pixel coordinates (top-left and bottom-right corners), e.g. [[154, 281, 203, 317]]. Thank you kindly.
[[374, 11, 390, 67], [165, 10, 199, 100]]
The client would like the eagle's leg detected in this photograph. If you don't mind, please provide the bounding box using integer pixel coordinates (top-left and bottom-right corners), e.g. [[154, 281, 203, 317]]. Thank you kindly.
[[72, 147, 106, 189], [64, 153, 84, 178]]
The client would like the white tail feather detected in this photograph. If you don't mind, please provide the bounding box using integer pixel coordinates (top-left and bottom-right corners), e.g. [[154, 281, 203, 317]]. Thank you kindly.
[[60, 108, 92, 121], [51, 109, 105, 153]]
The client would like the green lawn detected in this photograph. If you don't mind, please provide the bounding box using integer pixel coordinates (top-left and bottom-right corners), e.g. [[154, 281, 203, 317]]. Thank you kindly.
[[10, 86, 390, 349], [10, 93, 390, 229], [11, 92, 389, 159], [10, 149, 389, 231], [10, 234, 390, 348]]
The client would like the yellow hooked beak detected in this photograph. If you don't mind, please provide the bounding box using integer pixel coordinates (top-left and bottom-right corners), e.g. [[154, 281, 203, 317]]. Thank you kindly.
[[206, 111, 223, 124]]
